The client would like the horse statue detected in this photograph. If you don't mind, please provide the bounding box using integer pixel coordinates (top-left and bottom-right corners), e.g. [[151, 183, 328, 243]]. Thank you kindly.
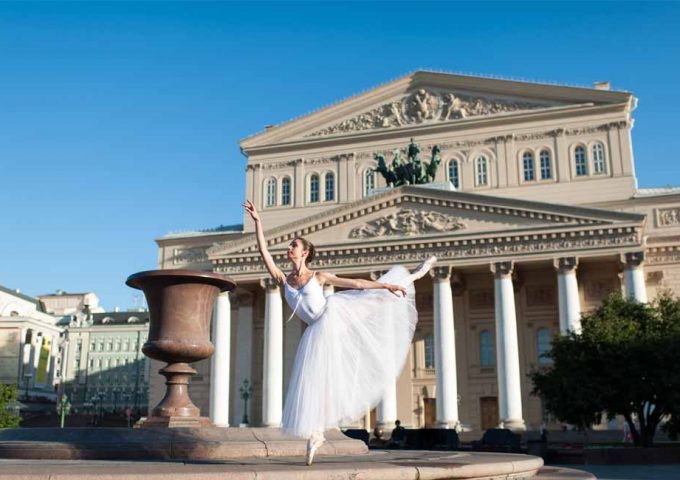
[[373, 153, 398, 186], [425, 145, 442, 183]]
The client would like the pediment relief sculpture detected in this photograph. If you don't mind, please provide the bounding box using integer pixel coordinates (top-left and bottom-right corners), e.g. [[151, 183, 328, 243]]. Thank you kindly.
[[348, 208, 465, 239], [307, 88, 551, 137]]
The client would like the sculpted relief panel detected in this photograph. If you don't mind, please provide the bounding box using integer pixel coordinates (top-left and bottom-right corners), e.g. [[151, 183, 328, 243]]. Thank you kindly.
[[348, 208, 466, 238], [307, 88, 551, 137], [656, 207, 680, 228]]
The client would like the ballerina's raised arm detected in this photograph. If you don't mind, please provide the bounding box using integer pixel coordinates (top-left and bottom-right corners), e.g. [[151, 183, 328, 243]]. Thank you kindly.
[[242, 199, 286, 286]]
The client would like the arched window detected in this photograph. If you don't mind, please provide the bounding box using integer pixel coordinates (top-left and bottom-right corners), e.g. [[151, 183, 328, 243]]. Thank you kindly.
[[537, 328, 553, 365], [281, 177, 291, 205], [592, 143, 606, 174], [574, 146, 588, 176], [309, 174, 320, 203], [523, 151, 535, 181], [363, 169, 375, 197], [265, 177, 277, 207], [448, 160, 460, 189], [480, 330, 495, 367], [476, 156, 488, 186], [424, 334, 435, 369], [539, 149, 552, 180], [325, 172, 335, 201]]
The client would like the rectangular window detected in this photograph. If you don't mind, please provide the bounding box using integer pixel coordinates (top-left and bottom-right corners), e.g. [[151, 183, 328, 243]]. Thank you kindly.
[[325, 173, 334, 201], [424, 335, 435, 369], [448, 161, 459, 188], [540, 151, 552, 179], [523, 153, 535, 181], [281, 178, 291, 205], [476, 157, 488, 186]]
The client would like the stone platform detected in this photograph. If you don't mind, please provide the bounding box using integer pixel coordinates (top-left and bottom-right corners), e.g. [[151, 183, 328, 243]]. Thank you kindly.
[[0, 451, 594, 480], [0, 427, 366, 460]]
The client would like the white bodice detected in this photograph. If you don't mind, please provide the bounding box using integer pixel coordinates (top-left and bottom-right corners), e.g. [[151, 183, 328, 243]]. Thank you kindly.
[[284, 274, 327, 325]]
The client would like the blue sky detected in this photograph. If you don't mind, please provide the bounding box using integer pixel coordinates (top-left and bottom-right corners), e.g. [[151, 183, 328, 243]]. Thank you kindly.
[[1, 2, 679, 310]]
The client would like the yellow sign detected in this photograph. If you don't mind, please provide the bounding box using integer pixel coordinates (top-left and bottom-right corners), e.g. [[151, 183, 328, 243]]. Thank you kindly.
[[36, 335, 51, 384]]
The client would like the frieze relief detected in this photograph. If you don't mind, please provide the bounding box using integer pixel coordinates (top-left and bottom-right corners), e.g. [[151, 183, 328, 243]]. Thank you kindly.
[[306, 88, 550, 137], [348, 208, 466, 238], [214, 230, 640, 275], [656, 207, 680, 227], [172, 247, 209, 265]]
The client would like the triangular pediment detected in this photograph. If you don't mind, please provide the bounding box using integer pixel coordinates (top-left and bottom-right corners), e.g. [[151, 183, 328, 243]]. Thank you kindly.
[[208, 185, 644, 262], [241, 71, 633, 148]]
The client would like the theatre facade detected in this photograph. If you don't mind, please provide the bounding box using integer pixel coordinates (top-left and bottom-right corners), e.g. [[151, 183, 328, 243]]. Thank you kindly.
[[153, 71, 680, 431]]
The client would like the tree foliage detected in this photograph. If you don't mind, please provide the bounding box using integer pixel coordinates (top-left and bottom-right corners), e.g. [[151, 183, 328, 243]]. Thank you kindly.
[[0, 384, 21, 428], [531, 292, 680, 447]]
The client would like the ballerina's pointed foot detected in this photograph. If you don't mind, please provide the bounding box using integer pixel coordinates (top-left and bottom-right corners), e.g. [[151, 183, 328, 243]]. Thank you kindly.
[[305, 432, 325, 466], [411, 255, 438, 281]]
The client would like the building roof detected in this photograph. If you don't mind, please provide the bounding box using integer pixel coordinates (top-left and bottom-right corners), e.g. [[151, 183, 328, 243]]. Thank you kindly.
[[634, 187, 680, 198], [158, 223, 244, 240], [0, 284, 43, 310], [91, 311, 150, 326]]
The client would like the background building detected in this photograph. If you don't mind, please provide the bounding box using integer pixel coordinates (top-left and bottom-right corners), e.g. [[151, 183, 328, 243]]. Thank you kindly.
[[0, 285, 65, 410], [61, 310, 150, 415], [155, 71, 680, 432]]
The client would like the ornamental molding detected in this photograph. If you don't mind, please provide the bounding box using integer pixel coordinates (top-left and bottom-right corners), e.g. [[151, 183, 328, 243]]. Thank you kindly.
[[647, 246, 680, 266], [349, 208, 466, 239], [306, 88, 551, 138], [172, 247, 209, 265], [213, 226, 641, 276]]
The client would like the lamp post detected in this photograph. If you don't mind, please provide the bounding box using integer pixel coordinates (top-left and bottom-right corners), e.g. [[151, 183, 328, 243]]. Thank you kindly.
[[23, 373, 33, 401], [112, 387, 120, 414], [90, 395, 99, 426], [57, 394, 71, 428], [238, 379, 252, 426]]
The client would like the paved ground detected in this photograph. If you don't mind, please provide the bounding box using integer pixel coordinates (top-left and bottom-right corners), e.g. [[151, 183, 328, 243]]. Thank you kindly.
[[0, 452, 582, 480], [554, 464, 680, 480]]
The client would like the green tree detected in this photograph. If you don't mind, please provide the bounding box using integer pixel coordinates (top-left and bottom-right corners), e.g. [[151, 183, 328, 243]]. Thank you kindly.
[[0, 384, 21, 428], [531, 293, 680, 447]]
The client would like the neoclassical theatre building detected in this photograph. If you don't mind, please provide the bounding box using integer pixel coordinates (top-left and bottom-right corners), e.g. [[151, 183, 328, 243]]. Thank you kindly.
[[153, 71, 680, 432]]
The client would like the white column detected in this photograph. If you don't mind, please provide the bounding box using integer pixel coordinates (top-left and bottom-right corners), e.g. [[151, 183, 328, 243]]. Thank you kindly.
[[432, 266, 460, 429], [623, 252, 648, 303], [555, 257, 582, 334], [234, 292, 253, 426], [210, 291, 231, 427], [376, 383, 397, 432], [261, 278, 283, 427], [492, 261, 526, 431]]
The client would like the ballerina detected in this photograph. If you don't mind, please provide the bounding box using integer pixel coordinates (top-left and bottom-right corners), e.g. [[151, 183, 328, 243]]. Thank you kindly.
[[243, 200, 436, 465]]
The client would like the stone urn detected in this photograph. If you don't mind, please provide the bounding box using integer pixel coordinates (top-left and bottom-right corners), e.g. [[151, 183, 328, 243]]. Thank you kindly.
[[126, 269, 235, 428]]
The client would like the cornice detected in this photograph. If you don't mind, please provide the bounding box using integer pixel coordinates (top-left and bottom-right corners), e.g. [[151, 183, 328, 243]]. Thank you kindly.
[[213, 223, 643, 280]]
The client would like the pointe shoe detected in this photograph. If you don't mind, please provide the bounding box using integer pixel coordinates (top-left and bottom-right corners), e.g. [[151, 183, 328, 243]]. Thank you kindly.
[[410, 255, 438, 281], [305, 433, 325, 466]]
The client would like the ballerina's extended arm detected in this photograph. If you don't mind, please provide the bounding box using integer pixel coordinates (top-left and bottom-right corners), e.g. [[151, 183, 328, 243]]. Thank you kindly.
[[242, 200, 286, 285], [318, 272, 407, 297]]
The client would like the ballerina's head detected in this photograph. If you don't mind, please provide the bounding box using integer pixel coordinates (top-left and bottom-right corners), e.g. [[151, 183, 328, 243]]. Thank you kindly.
[[287, 237, 315, 267]]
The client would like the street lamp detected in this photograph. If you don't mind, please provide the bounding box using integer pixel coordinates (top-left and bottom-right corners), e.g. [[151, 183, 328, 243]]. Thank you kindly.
[[238, 379, 252, 426], [112, 387, 120, 414], [57, 394, 71, 428], [23, 373, 33, 401]]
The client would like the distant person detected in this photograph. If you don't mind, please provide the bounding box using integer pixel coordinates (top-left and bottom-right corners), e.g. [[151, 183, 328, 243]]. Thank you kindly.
[[243, 200, 436, 465], [390, 419, 407, 448]]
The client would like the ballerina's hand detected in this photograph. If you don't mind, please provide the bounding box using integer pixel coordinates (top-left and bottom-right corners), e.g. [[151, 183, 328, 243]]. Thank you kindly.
[[242, 200, 261, 222], [384, 284, 407, 297]]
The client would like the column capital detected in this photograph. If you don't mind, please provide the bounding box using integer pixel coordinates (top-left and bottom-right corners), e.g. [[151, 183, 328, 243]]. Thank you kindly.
[[234, 291, 254, 307], [259, 277, 280, 291], [491, 261, 514, 278], [622, 251, 645, 269], [429, 265, 452, 281], [554, 256, 578, 273]]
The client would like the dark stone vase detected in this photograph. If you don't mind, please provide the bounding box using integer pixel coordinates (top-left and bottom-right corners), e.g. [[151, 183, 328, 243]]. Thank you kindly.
[[126, 269, 235, 428]]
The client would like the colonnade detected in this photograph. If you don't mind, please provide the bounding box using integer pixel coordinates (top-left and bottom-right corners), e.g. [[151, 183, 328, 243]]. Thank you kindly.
[[208, 252, 648, 429]]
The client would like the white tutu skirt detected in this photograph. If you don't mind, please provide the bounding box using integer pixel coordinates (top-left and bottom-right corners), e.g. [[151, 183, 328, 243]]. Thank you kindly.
[[281, 265, 418, 438]]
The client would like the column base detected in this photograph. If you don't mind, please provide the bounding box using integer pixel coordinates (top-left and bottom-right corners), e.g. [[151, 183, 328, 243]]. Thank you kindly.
[[436, 420, 461, 431], [500, 418, 526, 432]]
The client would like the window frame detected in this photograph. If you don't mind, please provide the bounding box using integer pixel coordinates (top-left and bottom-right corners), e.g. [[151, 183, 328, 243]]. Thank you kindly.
[[363, 168, 375, 197], [591, 142, 606, 175], [309, 173, 320, 203], [574, 145, 588, 177], [281, 176, 291, 206], [539, 149, 552, 180], [522, 151, 535, 182], [475, 155, 489, 187], [448, 159, 460, 189], [479, 329, 495, 368], [324, 171, 335, 202], [265, 177, 277, 208]]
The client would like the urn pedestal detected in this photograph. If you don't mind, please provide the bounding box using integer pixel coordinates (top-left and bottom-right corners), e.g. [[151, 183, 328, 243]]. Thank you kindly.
[[126, 269, 235, 428]]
